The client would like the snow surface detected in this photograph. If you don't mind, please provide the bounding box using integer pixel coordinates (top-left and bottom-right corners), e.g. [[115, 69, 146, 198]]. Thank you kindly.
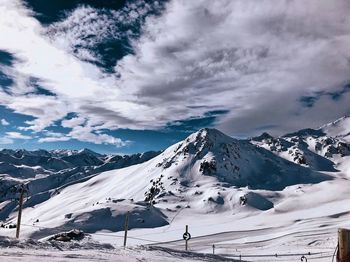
[[1, 117, 350, 261], [0, 236, 239, 261]]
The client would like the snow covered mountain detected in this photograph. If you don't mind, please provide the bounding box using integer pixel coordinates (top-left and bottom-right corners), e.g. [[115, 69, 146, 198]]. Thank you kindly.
[[0, 149, 160, 205], [154, 128, 329, 190], [0, 126, 337, 234], [251, 116, 350, 173], [0, 116, 350, 259]]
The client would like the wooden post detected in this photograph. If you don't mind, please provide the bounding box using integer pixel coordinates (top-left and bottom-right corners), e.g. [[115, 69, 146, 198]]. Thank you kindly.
[[16, 186, 25, 239], [338, 228, 350, 262], [123, 212, 129, 248]]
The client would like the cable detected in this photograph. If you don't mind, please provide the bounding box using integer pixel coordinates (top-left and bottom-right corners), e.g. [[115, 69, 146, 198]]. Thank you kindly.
[[332, 244, 338, 262], [20, 223, 161, 244], [19, 223, 341, 259]]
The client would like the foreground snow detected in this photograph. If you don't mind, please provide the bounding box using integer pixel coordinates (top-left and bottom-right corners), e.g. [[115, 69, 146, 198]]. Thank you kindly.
[[0, 236, 240, 262]]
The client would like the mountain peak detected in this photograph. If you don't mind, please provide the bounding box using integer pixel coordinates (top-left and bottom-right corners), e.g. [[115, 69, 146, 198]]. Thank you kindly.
[[188, 128, 233, 144], [159, 128, 236, 169], [157, 126, 330, 191], [78, 148, 102, 157], [251, 132, 274, 141]]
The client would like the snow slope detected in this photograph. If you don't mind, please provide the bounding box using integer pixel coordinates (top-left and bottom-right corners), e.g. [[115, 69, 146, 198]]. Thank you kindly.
[[1, 117, 350, 261], [0, 128, 332, 238], [0, 149, 160, 220], [0, 236, 240, 262]]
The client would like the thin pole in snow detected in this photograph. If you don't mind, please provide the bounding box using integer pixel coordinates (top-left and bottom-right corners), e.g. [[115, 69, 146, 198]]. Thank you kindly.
[[16, 185, 25, 239], [185, 225, 188, 251], [123, 211, 129, 248], [183, 225, 191, 251]]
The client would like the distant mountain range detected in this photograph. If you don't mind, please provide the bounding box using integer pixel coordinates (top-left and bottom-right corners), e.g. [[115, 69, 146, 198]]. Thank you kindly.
[[251, 116, 350, 170], [0, 149, 160, 206]]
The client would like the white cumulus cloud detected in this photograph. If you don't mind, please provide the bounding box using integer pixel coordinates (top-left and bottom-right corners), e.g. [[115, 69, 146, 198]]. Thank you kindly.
[[0, 137, 13, 145], [5, 131, 31, 139], [38, 127, 127, 147], [0, 0, 349, 140], [1, 119, 9, 126]]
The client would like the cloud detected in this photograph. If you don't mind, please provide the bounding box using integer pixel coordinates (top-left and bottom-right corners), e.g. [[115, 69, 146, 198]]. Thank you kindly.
[[1, 119, 9, 126], [0, 131, 31, 145], [0, 0, 349, 142], [38, 131, 70, 143], [115, 0, 350, 135], [5, 132, 31, 139], [68, 125, 127, 147], [38, 136, 70, 143], [61, 116, 86, 129], [11, 95, 70, 132], [39, 128, 127, 147], [0, 137, 13, 145], [46, 1, 165, 70]]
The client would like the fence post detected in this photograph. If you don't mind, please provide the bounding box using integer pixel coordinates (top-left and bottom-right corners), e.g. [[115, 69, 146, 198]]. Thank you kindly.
[[338, 228, 350, 262], [15, 186, 25, 239], [123, 212, 129, 248], [185, 225, 188, 251]]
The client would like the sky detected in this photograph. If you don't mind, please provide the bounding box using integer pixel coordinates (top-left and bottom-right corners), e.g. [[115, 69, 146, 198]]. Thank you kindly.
[[0, 0, 350, 154]]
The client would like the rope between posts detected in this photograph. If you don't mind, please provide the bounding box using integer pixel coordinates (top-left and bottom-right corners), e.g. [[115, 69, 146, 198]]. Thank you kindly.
[[17, 223, 339, 259], [224, 252, 333, 258], [332, 244, 338, 262], [20, 223, 161, 244]]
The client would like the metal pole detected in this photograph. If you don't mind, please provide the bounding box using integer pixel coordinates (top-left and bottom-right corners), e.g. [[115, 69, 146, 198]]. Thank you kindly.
[[185, 225, 188, 251]]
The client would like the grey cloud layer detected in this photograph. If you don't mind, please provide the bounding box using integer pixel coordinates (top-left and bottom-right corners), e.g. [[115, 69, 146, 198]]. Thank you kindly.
[[0, 0, 349, 144], [116, 0, 350, 135]]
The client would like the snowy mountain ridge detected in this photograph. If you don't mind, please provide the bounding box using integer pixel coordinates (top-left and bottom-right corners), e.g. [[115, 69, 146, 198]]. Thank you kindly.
[[320, 115, 350, 142], [0, 149, 161, 204], [251, 115, 350, 171]]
